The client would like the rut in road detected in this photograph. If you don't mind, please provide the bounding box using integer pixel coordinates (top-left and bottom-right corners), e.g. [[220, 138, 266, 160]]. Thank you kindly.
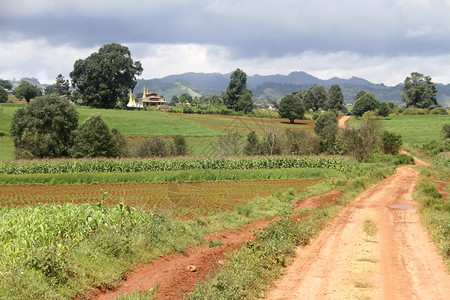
[[265, 164, 450, 300]]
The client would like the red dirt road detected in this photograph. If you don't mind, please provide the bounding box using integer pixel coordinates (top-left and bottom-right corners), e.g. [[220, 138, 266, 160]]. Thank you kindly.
[[266, 163, 450, 300]]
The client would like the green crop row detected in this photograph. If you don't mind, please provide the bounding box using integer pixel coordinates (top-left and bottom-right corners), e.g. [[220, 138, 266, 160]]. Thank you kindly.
[[0, 156, 358, 175]]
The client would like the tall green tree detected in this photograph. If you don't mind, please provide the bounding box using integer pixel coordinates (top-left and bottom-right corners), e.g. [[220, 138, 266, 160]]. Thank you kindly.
[[401, 72, 437, 108], [0, 79, 12, 90], [223, 68, 254, 112], [44, 84, 57, 95], [14, 80, 40, 103], [0, 88, 8, 103], [278, 93, 305, 123], [55, 74, 70, 96], [304, 84, 327, 111], [326, 84, 344, 111], [10, 95, 78, 158], [70, 43, 143, 108], [314, 111, 338, 153], [352, 91, 379, 117], [70, 113, 119, 158], [179, 93, 193, 104], [354, 90, 367, 102]]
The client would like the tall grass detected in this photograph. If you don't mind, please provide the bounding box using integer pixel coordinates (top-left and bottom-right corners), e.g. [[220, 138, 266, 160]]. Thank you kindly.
[[414, 163, 450, 266]]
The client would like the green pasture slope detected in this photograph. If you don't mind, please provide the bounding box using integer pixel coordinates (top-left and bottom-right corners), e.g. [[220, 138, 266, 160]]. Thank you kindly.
[[77, 107, 219, 137], [0, 104, 18, 160], [383, 115, 449, 144], [0, 104, 313, 160]]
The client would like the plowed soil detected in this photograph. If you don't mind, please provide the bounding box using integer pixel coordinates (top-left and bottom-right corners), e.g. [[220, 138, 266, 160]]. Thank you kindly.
[[265, 159, 450, 299]]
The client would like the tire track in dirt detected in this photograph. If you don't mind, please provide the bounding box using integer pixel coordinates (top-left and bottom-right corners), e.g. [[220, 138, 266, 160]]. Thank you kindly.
[[265, 164, 450, 300]]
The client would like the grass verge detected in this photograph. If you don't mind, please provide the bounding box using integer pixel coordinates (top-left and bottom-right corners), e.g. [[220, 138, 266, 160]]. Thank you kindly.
[[414, 163, 450, 270]]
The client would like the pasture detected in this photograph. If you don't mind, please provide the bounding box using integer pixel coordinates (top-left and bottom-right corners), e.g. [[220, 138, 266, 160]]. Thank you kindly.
[[0, 104, 314, 159], [383, 115, 449, 144]]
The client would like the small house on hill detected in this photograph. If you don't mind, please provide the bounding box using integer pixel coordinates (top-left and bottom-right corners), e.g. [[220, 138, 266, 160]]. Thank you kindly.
[[127, 86, 166, 108]]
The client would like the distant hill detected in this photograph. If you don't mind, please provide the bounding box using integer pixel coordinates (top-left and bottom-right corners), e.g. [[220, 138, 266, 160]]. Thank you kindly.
[[140, 71, 449, 107], [9, 71, 450, 107]]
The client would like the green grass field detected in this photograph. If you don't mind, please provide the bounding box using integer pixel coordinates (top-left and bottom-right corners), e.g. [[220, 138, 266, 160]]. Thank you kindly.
[[383, 115, 449, 144], [0, 104, 315, 160]]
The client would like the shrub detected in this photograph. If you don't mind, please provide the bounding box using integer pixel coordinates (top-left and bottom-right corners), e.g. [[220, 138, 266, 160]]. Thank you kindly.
[[352, 92, 379, 116], [338, 127, 369, 161], [112, 128, 128, 157], [314, 111, 338, 153], [0, 88, 8, 103], [173, 135, 188, 156], [260, 127, 285, 155], [71, 113, 119, 158], [244, 131, 260, 156], [10, 95, 78, 158], [402, 107, 426, 115], [358, 111, 383, 152], [381, 130, 403, 154], [285, 129, 320, 155], [378, 101, 390, 117], [138, 137, 168, 157], [443, 123, 450, 139], [431, 107, 448, 115]]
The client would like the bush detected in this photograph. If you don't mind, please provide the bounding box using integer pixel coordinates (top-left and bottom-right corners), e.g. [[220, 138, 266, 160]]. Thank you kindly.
[[285, 129, 320, 155], [260, 128, 285, 155], [443, 123, 450, 139], [381, 130, 403, 154], [314, 111, 338, 153], [338, 127, 368, 161], [71, 113, 119, 158], [378, 101, 390, 117], [138, 137, 169, 157], [402, 107, 426, 115], [431, 107, 448, 115], [352, 92, 379, 116], [173, 135, 188, 156], [244, 131, 260, 156], [10, 95, 78, 158], [0, 88, 8, 103]]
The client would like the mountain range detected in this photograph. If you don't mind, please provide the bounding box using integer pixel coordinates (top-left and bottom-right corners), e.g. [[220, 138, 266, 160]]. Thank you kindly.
[[135, 71, 450, 107], [15, 71, 450, 107]]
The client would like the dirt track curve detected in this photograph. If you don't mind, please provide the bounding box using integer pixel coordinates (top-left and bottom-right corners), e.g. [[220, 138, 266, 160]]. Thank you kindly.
[[266, 118, 450, 299]]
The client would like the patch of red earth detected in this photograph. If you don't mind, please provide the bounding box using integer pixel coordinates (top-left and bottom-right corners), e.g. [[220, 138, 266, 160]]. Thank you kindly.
[[82, 191, 338, 300], [294, 190, 342, 210]]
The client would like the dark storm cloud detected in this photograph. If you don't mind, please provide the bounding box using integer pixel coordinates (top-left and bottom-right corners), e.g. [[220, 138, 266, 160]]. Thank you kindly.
[[2, 0, 450, 59]]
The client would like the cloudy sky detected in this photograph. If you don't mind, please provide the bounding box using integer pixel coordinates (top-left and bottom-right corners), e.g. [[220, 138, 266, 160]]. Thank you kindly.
[[1, 0, 450, 86]]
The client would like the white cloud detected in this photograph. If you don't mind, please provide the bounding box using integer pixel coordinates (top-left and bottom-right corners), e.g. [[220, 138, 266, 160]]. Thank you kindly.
[[404, 25, 434, 38], [0, 39, 96, 83], [2, 40, 450, 86]]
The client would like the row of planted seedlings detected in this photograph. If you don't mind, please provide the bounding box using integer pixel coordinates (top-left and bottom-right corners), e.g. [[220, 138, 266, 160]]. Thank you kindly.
[[0, 156, 358, 174]]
